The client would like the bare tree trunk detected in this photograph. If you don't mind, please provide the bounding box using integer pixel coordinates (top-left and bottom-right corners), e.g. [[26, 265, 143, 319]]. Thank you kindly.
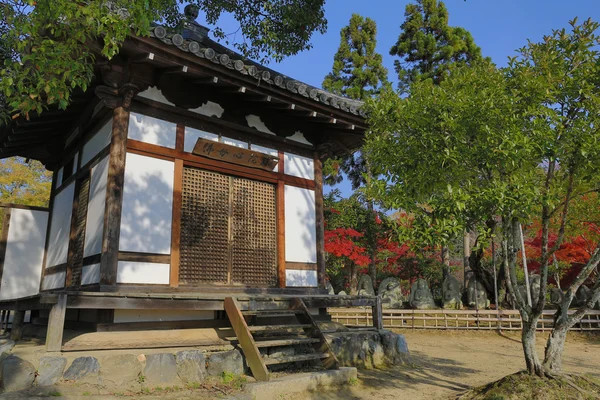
[[544, 324, 568, 371], [442, 245, 450, 277], [463, 230, 470, 285], [522, 318, 545, 376], [366, 199, 377, 290]]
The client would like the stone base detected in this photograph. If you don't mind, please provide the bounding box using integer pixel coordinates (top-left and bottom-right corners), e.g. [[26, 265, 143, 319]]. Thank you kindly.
[[245, 367, 357, 400], [326, 330, 410, 369]]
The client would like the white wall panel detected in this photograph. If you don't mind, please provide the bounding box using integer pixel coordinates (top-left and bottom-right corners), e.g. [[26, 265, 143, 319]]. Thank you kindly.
[[83, 156, 109, 257], [46, 182, 75, 267], [286, 270, 318, 287], [114, 309, 213, 323], [0, 209, 48, 300], [81, 263, 101, 286], [284, 153, 314, 180], [119, 153, 174, 254], [137, 86, 175, 106], [246, 115, 276, 135], [184, 127, 219, 153], [55, 168, 63, 188], [284, 186, 316, 263], [128, 113, 176, 149], [189, 101, 224, 118], [250, 144, 278, 171], [42, 271, 66, 290], [72, 152, 79, 174], [117, 262, 170, 284], [287, 131, 312, 145], [81, 119, 112, 167]]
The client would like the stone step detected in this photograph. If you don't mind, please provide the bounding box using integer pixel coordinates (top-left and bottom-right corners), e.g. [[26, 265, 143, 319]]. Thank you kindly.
[[242, 309, 303, 316], [248, 324, 311, 332], [254, 338, 320, 348], [264, 352, 329, 366]]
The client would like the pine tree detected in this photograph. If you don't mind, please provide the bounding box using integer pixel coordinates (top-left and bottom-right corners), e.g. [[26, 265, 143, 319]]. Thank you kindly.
[[389, 0, 483, 91], [322, 14, 388, 288], [322, 14, 389, 100]]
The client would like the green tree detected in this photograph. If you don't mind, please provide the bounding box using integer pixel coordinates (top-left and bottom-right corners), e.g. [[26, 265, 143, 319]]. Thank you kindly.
[[366, 19, 600, 377], [322, 13, 388, 100], [322, 13, 388, 288], [0, 157, 51, 206], [389, 0, 483, 91], [0, 0, 327, 122]]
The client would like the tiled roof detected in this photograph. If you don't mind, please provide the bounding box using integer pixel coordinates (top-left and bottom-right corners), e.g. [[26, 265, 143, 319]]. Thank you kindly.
[[149, 25, 366, 118]]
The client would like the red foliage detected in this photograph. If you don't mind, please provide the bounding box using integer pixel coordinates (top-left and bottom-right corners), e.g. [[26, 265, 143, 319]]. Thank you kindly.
[[324, 228, 371, 266]]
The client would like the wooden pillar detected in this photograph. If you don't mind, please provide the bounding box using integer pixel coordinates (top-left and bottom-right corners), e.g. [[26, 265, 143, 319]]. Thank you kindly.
[[100, 107, 129, 286], [0, 310, 6, 334], [314, 152, 326, 290], [170, 158, 183, 288], [372, 296, 383, 330], [277, 151, 286, 288], [10, 310, 25, 341], [46, 294, 67, 352]]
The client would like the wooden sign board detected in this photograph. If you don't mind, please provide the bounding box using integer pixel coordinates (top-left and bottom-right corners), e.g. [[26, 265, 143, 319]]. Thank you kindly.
[[192, 138, 279, 171]]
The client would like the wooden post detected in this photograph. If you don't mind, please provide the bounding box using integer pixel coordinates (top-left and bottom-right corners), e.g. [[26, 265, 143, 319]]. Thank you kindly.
[[0, 310, 5, 334], [314, 152, 326, 290], [100, 107, 129, 286], [10, 310, 25, 341], [372, 296, 383, 330], [277, 151, 286, 288], [170, 159, 183, 287], [0, 208, 11, 286], [46, 293, 67, 352]]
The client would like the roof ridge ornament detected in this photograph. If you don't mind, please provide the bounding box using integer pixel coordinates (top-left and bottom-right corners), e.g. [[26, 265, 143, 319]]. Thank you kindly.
[[182, 4, 210, 42]]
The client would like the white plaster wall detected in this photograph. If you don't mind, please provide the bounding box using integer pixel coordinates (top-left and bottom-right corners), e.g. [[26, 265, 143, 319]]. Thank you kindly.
[[119, 153, 174, 254], [284, 153, 314, 180], [0, 209, 48, 300], [81, 119, 112, 167], [137, 86, 175, 106], [81, 263, 101, 286], [83, 156, 109, 257], [246, 115, 276, 135], [42, 271, 66, 290], [287, 131, 312, 146], [222, 136, 247, 149], [46, 182, 75, 267], [114, 309, 213, 323], [250, 144, 278, 171], [286, 270, 318, 287], [117, 261, 170, 285], [55, 168, 63, 188], [128, 113, 176, 149], [73, 152, 79, 174], [284, 186, 316, 263], [189, 101, 224, 118], [184, 127, 218, 153]]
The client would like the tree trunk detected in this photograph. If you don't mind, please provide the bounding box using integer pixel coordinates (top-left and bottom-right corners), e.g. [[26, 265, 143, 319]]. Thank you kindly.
[[442, 245, 450, 278], [349, 263, 358, 295], [367, 199, 377, 290], [463, 230, 470, 284], [522, 318, 545, 376], [544, 324, 568, 372]]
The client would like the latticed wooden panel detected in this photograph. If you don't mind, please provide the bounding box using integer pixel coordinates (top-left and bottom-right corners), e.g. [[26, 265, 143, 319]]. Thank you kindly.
[[231, 178, 277, 286], [180, 167, 230, 284], [69, 178, 90, 287]]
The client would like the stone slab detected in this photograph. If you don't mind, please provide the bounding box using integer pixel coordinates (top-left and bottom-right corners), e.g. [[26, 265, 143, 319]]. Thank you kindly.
[[144, 353, 178, 384], [1, 356, 36, 392], [176, 350, 206, 383], [245, 367, 357, 400], [36, 356, 67, 386]]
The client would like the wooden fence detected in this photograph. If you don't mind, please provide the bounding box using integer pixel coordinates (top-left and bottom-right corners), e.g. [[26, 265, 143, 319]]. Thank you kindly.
[[329, 308, 600, 332]]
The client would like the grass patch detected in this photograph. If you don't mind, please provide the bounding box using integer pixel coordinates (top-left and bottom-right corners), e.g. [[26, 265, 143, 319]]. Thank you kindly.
[[222, 371, 247, 390], [48, 391, 62, 397], [348, 377, 359, 386], [460, 371, 600, 400]]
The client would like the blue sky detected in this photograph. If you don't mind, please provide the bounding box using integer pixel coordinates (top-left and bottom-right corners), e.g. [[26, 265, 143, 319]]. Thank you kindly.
[[199, 1, 600, 195]]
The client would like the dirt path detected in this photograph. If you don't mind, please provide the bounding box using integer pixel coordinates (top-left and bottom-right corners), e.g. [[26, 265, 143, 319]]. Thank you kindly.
[[296, 330, 600, 400]]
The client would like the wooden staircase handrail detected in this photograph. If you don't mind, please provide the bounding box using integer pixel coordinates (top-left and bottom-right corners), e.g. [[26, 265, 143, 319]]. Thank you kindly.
[[223, 297, 270, 382], [289, 297, 340, 370]]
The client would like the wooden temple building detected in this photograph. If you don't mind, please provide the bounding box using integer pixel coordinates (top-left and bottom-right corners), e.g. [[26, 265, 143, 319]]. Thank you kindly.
[[0, 8, 378, 380]]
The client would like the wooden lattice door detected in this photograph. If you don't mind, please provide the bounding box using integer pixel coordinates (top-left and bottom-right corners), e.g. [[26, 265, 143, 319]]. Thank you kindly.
[[180, 167, 277, 286]]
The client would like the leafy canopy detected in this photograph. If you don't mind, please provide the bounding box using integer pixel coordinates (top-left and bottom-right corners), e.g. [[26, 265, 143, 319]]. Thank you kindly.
[[0, 157, 51, 206], [0, 0, 327, 122], [389, 0, 484, 91]]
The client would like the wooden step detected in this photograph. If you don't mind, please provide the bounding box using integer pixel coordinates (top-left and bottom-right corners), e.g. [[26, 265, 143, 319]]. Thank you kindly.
[[242, 309, 304, 316], [248, 324, 311, 332], [264, 352, 329, 366], [254, 338, 320, 348]]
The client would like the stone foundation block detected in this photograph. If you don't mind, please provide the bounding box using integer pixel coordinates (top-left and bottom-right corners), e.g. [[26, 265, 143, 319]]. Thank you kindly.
[[144, 353, 178, 384], [207, 349, 244, 376], [36, 356, 67, 386], [101, 354, 142, 391], [176, 350, 206, 383], [1, 356, 36, 392]]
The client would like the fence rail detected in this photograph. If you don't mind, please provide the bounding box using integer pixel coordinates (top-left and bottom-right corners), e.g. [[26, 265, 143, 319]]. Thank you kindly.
[[329, 308, 600, 332]]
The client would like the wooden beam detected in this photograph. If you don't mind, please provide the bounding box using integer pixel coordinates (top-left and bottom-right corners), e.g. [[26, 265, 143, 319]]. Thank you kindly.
[[224, 297, 270, 382], [117, 252, 171, 264], [46, 293, 67, 352], [170, 159, 183, 288], [285, 262, 317, 271], [277, 150, 286, 289], [65, 295, 224, 310], [314, 153, 326, 290], [0, 209, 11, 290], [100, 107, 129, 286]]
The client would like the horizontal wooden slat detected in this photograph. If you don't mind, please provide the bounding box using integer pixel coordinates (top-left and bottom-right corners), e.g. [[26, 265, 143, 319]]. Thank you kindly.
[[248, 324, 311, 332]]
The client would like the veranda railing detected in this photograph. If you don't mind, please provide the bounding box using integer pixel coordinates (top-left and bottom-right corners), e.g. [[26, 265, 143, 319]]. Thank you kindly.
[[329, 308, 600, 332]]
